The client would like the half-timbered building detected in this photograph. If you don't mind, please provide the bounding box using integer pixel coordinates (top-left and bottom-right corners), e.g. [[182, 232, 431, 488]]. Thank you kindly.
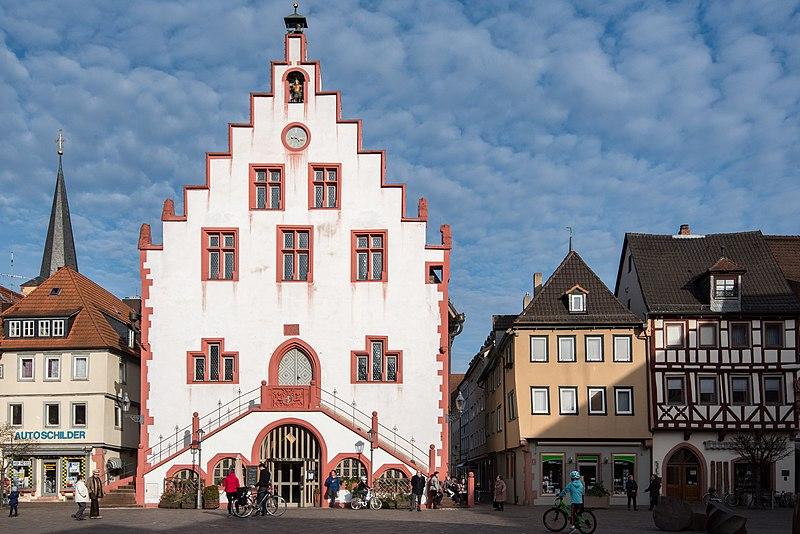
[[135, 11, 456, 507], [615, 226, 800, 500]]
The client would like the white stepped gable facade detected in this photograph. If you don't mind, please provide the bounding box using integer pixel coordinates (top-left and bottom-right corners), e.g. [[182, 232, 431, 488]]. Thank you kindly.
[[136, 31, 452, 506]]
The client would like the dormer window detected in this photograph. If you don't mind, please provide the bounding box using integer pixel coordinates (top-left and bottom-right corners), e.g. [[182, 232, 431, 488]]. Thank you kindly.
[[569, 293, 586, 313], [714, 277, 737, 299]]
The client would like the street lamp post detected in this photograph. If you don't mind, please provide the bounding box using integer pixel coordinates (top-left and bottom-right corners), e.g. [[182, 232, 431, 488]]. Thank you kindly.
[[121, 391, 144, 424], [454, 391, 465, 470]]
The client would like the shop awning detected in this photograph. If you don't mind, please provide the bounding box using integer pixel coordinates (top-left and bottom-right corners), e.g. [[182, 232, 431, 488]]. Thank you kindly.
[[577, 455, 599, 462], [614, 454, 636, 463], [542, 454, 563, 462]]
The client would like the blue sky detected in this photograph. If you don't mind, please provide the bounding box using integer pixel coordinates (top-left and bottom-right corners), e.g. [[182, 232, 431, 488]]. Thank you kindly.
[[1, 1, 799, 372]]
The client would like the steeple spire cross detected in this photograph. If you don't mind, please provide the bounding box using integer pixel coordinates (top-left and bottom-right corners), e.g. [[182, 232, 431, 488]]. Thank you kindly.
[[56, 129, 65, 155]]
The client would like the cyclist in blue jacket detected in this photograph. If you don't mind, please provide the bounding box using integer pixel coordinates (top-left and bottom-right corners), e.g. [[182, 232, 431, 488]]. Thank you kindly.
[[558, 470, 584, 534]]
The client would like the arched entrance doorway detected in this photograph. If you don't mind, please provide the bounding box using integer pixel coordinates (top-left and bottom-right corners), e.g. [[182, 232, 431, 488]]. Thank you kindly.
[[259, 424, 321, 507], [278, 348, 313, 385], [665, 447, 703, 501]]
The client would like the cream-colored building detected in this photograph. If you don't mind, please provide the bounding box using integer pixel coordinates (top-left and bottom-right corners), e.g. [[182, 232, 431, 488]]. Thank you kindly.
[[479, 251, 651, 505], [0, 267, 141, 501]]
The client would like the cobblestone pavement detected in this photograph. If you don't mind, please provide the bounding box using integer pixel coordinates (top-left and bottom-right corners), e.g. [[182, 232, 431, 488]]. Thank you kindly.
[[1, 502, 792, 533]]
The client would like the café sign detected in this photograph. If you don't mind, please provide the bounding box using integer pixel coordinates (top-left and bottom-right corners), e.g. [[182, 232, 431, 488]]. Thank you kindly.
[[14, 430, 86, 440]]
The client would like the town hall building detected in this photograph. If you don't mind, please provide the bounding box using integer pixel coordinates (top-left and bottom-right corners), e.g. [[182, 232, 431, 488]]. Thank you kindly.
[[136, 10, 456, 506]]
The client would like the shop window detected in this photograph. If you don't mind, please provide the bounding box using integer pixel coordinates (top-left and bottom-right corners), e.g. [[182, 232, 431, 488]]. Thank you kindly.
[[45, 403, 60, 427], [557, 336, 576, 362], [335, 458, 366, 480], [665, 376, 686, 405], [613, 336, 632, 362], [729, 322, 750, 348], [612, 455, 636, 495], [578, 455, 599, 490], [530, 336, 548, 362], [213, 457, 238, 485], [541, 454, 564, 495], [63, 457, 86, 490], [585, 336, 603, 362], [6, 458, 34, 490], [72, 403, 87, 427], [764, 322, 784, 348]]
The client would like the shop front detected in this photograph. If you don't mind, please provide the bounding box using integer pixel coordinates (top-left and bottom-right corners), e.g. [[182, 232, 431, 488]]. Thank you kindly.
[[4, 447, 90, 501], [532, 443, 651, 505]]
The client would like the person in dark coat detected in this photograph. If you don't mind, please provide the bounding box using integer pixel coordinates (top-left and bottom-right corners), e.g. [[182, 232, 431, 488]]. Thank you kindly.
[[625, 475, 638, 511], [323, 470, 341, 508], [8, 485, 19, 517], [256, 462, 272, 515], [410, 471, 425, 511], [88, 470, 104, 519], [644, 474, 661, 511]]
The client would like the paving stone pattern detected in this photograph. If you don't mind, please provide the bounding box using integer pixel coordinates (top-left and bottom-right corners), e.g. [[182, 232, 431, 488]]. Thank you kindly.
[[0, 502, 791, 533]]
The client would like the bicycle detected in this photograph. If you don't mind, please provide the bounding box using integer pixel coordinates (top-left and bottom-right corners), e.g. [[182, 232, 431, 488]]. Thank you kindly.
[[232, 485, 287, 518], [542, 497, 597, 534], [350, 487, 382, 510]]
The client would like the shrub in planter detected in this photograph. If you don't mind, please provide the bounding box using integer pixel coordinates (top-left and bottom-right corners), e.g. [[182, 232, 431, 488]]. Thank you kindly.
[[203, 485, 220, 509], [584, 483, 611, 509], [158, 491, 180, 509]]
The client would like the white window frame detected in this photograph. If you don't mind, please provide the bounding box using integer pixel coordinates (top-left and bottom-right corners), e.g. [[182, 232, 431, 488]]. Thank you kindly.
[[72, 356, 89, 381], [18, 356, 34, 381], [38, 320, 51, 337], [557, 336, 576, 362], [22, 320, 35, 337], [119, 361, 127, 384], [44, 402, 60, 427], [530, 336, 548, 362], [128, 329, 135, 348], [495, 405, 502, 432], [587, 387, 606, 415], [530, 387, 550, 414], [665, 375, 687, 405], [698, 322, 718, 348], [52, 319, 65, 337], [8, 320, 21, 337], [71, 402, 87, 427], [698, 375, 718, 405], [114, 404, 122, 429], [613, 335, 632, 362], [569, 293, 586, 313], [665, 322, 685, 348], [9, 403, 23, 426], [0, 363, 3, 379], [615, 387, 633, 415], [559, 386, 578, 415], [585, 336, 604, 362], [45, 355, 61, 381]]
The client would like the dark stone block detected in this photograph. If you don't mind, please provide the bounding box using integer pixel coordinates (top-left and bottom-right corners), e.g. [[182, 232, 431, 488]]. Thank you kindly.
[[706, 501, 747, 534], [653, 496, 693, 531]]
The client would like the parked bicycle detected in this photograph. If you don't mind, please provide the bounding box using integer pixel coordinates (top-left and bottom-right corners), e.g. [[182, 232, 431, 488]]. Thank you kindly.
[[775, 491, 795, 508], [702, 487, 737, 507], [542, 497, 597, 534], [350, 486, 382, 510], [232, 485, 287, 518]]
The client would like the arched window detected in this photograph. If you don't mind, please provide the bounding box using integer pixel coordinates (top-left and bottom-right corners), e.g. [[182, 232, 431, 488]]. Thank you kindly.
[[335, 458, 366, 480], [213, 457, 238, 485], [173, 469, 198, 480], [287, 71, 305, 103], [378, 468, 408, 480]]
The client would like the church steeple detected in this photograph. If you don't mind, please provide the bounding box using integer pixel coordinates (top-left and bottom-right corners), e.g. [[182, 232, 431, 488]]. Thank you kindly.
[[22, 130, 78, 293]]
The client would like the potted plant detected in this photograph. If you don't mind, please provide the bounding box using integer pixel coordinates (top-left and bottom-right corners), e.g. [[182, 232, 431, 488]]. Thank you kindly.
[[203, 485, 220, 509], [158, 490, 180, 509], [584, 482, 610, 509]]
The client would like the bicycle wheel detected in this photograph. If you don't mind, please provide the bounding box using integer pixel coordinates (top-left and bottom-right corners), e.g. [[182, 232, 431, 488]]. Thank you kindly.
[[577, 509, 597, 534], [723, 493, 738, 507], [350, 497, 363, 510], [267, 495, 287, 517], [542, 507, 568, 532], [233, 498, 254, 518], [369, 497, 382, 510]]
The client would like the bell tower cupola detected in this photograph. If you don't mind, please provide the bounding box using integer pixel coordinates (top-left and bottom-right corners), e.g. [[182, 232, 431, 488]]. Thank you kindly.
[[284, 3, 308, 34]]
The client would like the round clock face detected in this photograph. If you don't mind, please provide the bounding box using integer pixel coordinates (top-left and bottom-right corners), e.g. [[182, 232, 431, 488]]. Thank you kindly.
[[284, 125, 309, 150]]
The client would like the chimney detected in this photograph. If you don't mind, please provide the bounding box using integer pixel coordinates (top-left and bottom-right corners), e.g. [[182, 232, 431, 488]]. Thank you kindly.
[[523, 292, 531, 310], [534, 272, 543, 296], [679, 224, 691, 236]]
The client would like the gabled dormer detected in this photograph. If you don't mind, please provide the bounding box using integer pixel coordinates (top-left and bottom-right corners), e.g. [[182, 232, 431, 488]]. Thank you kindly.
[[708, 257, 745, 313], [564, 284, 589, 314]]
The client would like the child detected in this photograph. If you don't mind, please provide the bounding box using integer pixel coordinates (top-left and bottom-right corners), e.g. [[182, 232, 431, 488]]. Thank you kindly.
[[558, 470, 584, 534], [8, 485, 19, 517]]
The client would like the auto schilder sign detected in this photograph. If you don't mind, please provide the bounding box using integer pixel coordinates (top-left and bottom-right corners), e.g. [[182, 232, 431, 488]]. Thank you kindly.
[[14, 430, 86, 440]]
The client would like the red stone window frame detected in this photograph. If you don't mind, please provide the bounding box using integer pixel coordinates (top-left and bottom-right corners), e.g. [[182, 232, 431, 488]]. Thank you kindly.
[[351, 230, 388, 282], [186, 339, 239, 384], [308, 163, 341, 209], [277, 226, 313, 283], [249, 164, 284, 211], [350, 336, 403, 384], [201, 228, 239, 281]]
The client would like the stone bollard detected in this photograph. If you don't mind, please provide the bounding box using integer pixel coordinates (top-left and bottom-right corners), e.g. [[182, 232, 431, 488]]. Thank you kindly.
[[653, 496, 693, 531], [467, 472, 475, 508], [705, 501, 747, 534]]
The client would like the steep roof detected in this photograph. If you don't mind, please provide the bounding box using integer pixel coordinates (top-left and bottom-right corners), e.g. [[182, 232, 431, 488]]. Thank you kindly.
[[1, 267, 138, 356], [766, 235, 800, 299], [0, 285, 23, 306], [623, 231, 800, 314], [23, 154, 78, 287], [515, 251, 641, 325]]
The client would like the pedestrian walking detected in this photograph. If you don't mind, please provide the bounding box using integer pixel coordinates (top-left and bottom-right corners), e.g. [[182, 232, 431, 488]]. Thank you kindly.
[[8, 485, 19, 517], [72, 475, 89, 520], [323, 470, 341, 508], [256, 462, 272, 515], [88, 470, 104, 519], [427, 471, 442, 509], [493, 475, 507, 511], [644, 474, 661, 511], [625, 474, 638, 511], [221, 469, 240, 517], [410, 471, 425, 511]]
